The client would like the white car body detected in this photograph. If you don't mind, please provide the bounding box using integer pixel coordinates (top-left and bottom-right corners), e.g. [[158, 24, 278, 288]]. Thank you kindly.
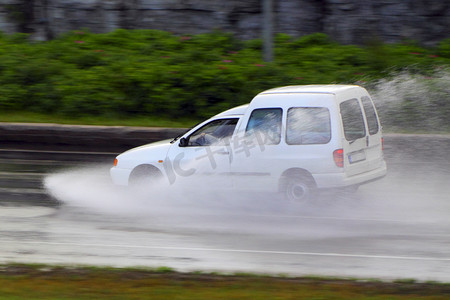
[[111, 85, 387, 200]]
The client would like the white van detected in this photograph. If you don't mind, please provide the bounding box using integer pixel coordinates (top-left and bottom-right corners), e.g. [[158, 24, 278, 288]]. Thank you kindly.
[[110, 85, 387, 201]]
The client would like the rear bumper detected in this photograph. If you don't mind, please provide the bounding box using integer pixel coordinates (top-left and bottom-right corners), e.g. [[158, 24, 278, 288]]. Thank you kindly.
[[314, 161, 387, 188]]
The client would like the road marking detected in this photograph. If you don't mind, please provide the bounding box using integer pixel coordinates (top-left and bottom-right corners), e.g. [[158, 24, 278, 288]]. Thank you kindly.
[[231, 213, 435, 224], [0, 148, 118, 155], [3, 240, 450, 262], [0, 172, 45, 177], [159, 211, 441, 224], [0, 187, 45, 194]]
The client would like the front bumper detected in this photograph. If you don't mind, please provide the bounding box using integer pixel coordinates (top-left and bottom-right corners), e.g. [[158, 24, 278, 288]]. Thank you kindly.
[[110, 167, 132, 186]]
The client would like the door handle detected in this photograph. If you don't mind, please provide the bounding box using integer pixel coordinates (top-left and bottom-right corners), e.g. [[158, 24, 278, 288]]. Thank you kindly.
[[217, 151, 230, 155]]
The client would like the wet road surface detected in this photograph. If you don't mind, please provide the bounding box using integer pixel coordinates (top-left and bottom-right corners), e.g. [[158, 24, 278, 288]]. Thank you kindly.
[[0, 135, 449, 281]]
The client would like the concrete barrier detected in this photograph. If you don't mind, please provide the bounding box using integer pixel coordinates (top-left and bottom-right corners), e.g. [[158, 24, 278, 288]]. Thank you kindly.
[[1, 122, 449, 157], [0, 123, 186, 152]]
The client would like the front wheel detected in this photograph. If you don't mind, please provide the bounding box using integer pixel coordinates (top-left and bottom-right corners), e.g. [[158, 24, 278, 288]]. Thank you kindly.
[[128, 165, 163, 188], [283, 176, 316, 203]]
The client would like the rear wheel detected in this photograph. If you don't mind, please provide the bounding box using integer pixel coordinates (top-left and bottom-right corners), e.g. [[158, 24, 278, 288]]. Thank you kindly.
[[283, 175, 316, 204]]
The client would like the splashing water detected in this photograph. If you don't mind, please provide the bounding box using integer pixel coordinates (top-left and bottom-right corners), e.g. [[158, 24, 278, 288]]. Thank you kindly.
[[43, 70, 450, 227], [368, 68, 450, 132]]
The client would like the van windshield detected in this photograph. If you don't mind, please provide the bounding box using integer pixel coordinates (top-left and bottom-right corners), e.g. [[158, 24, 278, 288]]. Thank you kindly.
[[286, 107, 331, 145]]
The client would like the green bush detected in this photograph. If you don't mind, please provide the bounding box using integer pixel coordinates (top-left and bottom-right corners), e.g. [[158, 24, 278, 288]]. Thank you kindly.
[[437, 38, 450, 58], [0, 29, 448, 130]]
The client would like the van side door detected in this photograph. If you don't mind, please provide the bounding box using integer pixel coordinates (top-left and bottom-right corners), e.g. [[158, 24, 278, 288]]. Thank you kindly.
[[230, 108, 283, 191]]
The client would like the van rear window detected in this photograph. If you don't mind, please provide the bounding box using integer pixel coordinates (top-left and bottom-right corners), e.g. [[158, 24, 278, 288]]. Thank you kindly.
[[340, 98, 366, 141], [361, 96, 379, 135], [286, 107, 331, 145]]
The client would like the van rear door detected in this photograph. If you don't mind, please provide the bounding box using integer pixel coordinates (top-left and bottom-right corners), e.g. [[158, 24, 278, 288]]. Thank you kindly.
[[360, 95, 384, 171], [339, 98, 370, 176]]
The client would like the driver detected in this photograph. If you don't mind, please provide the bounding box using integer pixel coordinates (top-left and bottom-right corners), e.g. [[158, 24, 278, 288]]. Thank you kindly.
[[192, 132, 219, 146]]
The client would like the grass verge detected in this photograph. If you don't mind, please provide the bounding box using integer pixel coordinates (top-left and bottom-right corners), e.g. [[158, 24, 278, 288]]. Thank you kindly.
[[0, 264, 449, 299]]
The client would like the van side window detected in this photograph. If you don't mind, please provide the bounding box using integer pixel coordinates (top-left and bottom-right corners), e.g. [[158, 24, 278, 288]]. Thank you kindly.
[[246, 108, 282, 145], [361, 96, 379, 135], [286, 107, 331, 145], [340, 99, 366, 141]]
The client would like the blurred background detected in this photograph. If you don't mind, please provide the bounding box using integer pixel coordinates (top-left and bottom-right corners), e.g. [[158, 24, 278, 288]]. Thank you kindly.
[[0, 0, 448, 132], [0, 3, 449, 295], [1, 0, 448, 44]]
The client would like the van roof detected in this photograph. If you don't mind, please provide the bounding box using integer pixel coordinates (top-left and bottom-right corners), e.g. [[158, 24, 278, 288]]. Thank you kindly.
[[213, 85, 364, 119], [214, 104, 249, 117], [259, 84, 361, 95]]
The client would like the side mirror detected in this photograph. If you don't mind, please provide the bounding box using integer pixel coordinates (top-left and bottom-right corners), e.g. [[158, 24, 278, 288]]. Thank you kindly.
[[179, 137, 188, 147]]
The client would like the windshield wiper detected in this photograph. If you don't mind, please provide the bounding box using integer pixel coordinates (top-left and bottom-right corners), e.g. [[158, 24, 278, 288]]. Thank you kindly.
[[170, 132, 187, 143]]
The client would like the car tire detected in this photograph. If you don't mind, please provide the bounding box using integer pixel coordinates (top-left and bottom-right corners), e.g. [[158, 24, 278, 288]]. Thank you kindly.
[[128, 165, 163, 188], [283, 175, 316, 203]]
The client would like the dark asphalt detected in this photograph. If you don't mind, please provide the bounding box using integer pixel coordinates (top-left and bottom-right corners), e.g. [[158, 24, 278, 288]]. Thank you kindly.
[[0, 132, 449, 281]]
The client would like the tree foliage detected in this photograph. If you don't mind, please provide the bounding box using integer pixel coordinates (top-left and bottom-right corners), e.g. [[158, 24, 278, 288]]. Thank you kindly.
[[0, 30, 448, 127]]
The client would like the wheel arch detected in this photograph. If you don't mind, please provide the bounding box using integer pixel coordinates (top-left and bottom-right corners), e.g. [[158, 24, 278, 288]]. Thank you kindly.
[[128, 164, 163, 185]]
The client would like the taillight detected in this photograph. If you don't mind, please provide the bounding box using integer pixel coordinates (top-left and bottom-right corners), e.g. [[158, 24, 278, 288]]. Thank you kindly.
[[333, 149, 344, 168], [114, 158, 118, 166], [381, 137, 384, 151]]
